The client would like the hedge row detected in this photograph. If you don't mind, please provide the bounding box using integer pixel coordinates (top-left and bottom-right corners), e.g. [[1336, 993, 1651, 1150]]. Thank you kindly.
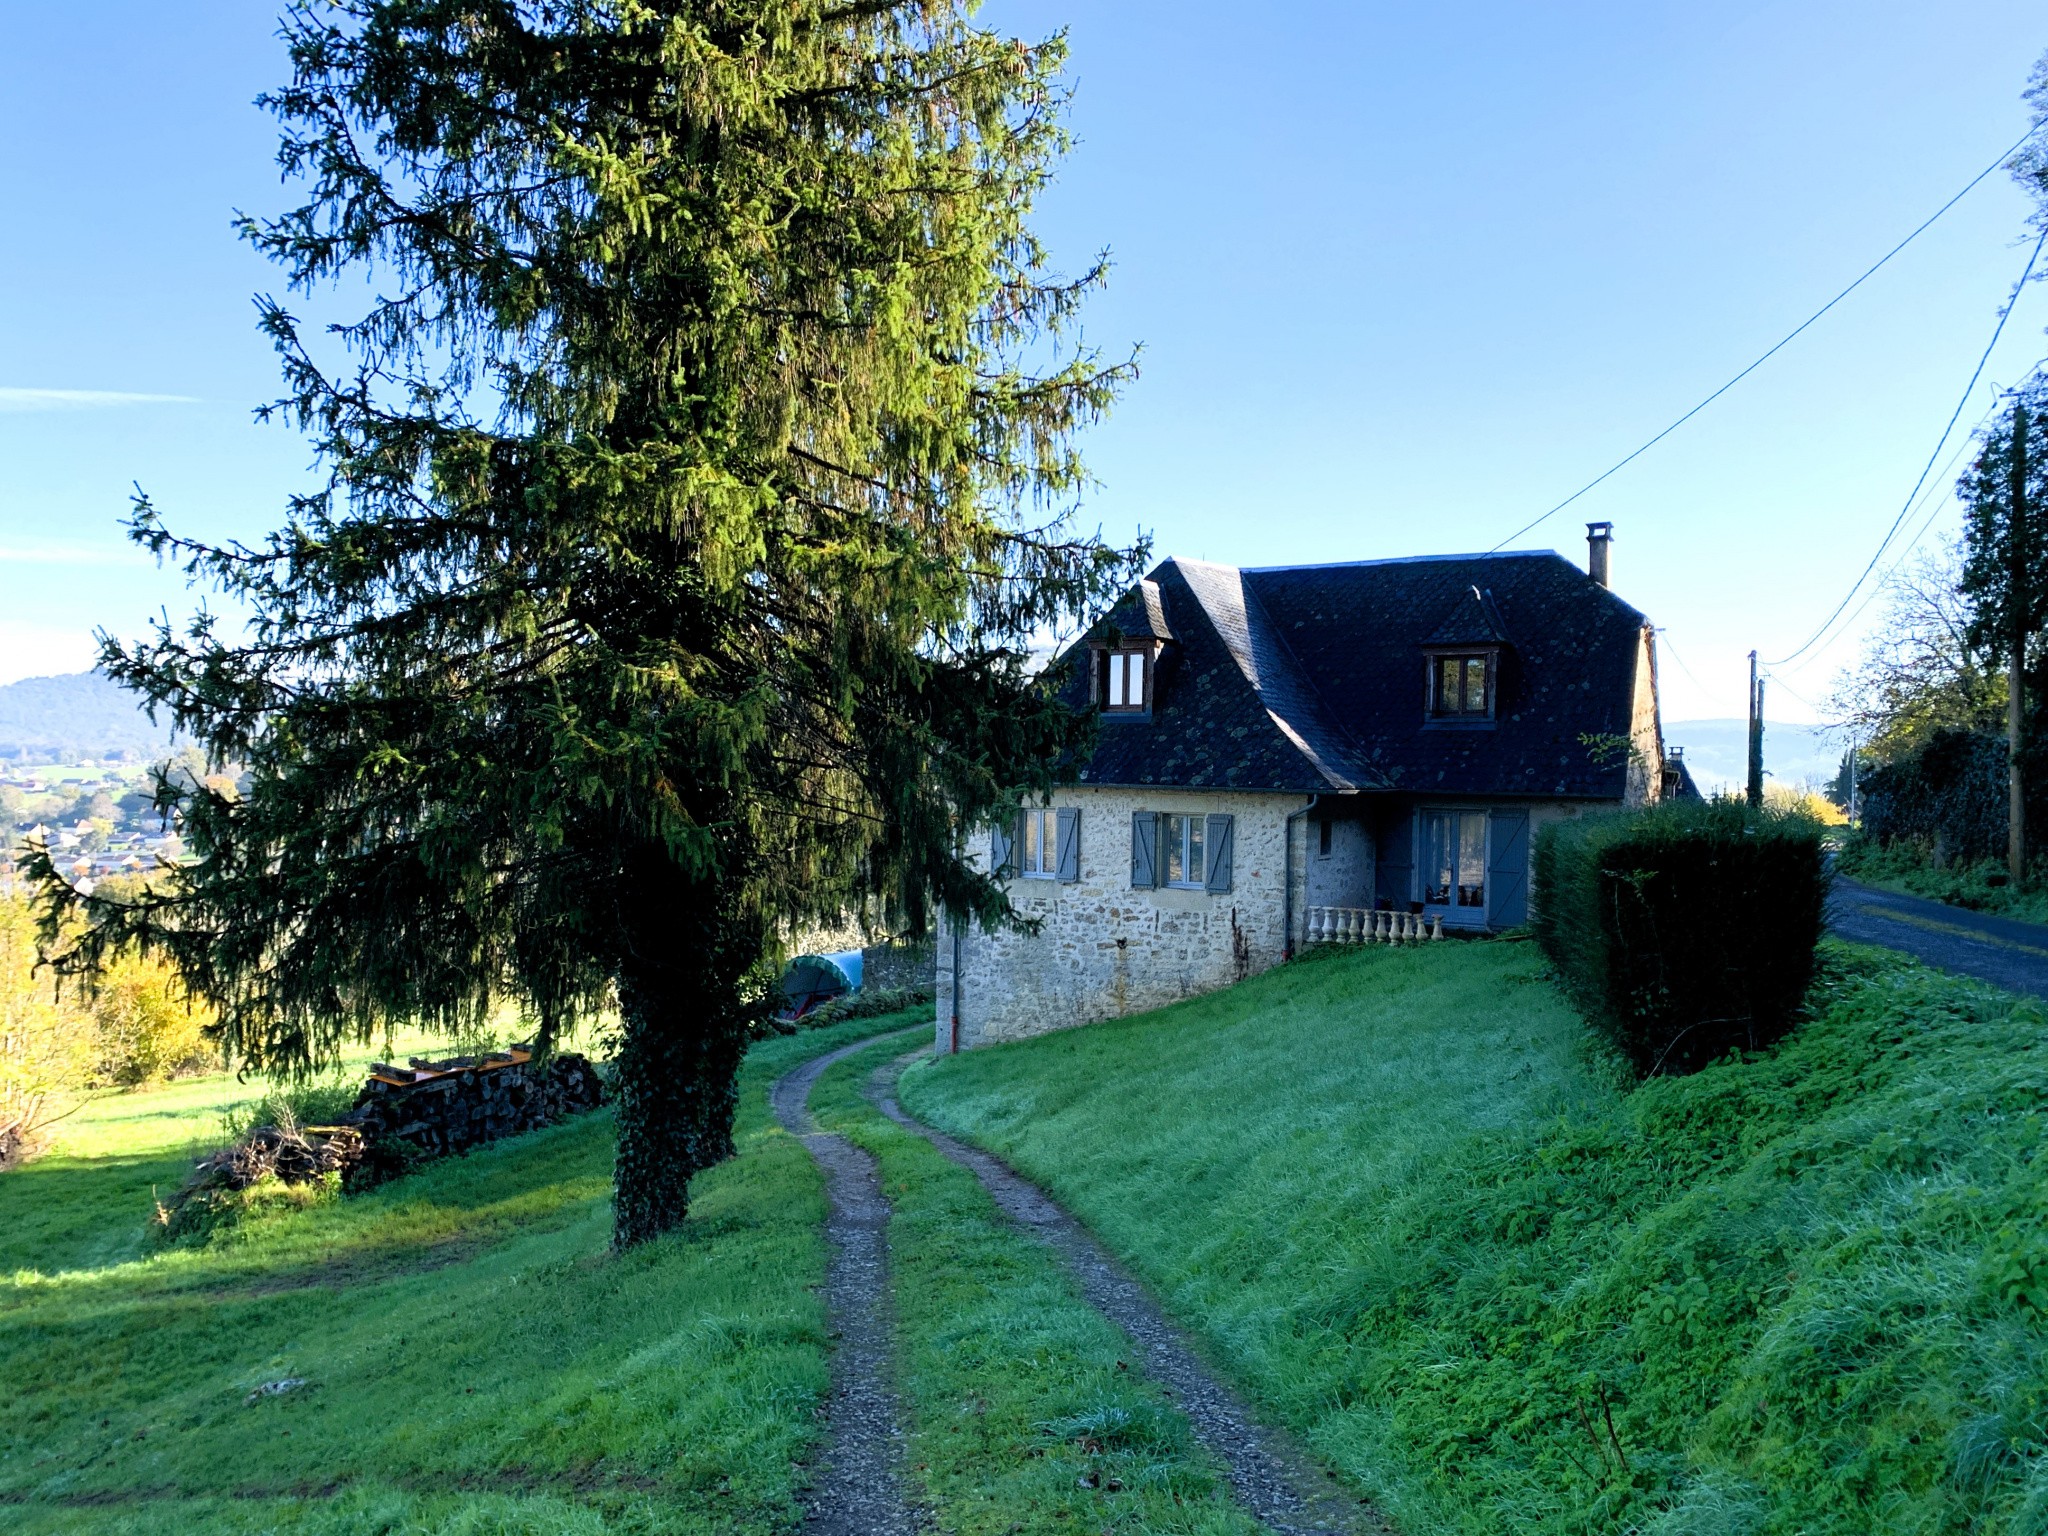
[[1533, 798, 1830, 1074], [1859, 727, 2013, 861]]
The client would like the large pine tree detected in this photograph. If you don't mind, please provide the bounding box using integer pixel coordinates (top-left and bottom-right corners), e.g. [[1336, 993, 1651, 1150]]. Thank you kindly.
[[30, 0, 1138, 1246]]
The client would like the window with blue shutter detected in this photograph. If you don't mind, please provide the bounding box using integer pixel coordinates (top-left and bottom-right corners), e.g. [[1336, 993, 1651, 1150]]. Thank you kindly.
[[1055, 808, 1080, 883], [1130, 811, 1158, 888], [1204, 814, 1234, 893]]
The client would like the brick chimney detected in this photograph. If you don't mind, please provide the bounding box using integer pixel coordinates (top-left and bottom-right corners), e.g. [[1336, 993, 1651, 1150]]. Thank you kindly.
[[1586, 521, 1613, 588]]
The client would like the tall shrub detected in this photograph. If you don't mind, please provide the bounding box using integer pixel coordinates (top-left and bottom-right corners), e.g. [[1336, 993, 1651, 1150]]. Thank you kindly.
[[0, 897, 93, 1167], [1533, 799, 1829, 1074]]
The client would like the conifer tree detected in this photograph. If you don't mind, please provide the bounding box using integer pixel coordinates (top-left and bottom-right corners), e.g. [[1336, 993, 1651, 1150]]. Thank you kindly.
[[28, 0, 1139, 1246]]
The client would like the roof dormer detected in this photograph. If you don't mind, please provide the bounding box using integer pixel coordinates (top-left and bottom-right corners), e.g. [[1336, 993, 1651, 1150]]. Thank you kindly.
[[1088, 579, 1174, 719]]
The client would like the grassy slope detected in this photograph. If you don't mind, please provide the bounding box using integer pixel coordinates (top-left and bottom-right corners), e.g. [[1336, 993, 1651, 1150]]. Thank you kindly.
[[903, 939, 2048, 1535], [1, 1013, 919, 1535], [809, 1034, 1265, 1536]]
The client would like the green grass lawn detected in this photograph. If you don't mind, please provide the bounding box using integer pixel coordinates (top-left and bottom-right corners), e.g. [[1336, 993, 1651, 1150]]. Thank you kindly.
[[808, 1033, 1263, 1536], [0, 1013, 920, 1535], [902, 937, 2048, 1535]]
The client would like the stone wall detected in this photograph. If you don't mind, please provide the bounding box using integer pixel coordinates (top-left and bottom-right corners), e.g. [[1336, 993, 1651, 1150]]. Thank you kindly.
[[935, 785, 1309, 1049], [1304, 811, 1375, 909]]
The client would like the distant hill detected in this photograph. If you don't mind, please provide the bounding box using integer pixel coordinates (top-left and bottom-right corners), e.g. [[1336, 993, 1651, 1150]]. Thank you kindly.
[[0, 672, 175, 761], [1662, 718, 1847, 797]]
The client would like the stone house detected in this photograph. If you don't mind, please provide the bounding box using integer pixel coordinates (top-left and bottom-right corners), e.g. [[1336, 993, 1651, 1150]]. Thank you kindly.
[[934, 524, 1684, 1051]]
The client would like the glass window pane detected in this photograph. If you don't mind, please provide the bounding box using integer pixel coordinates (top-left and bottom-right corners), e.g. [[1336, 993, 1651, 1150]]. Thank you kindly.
[[1189, 816, 1205, 884], [1464, 657, 1487, 712], [1439, 657, 1460, 711], [1108, 654, 1126, 707], [1458, 813, 1486, 906], [1424, 813, 1452, 903], [1164, 814, 1184, 883]]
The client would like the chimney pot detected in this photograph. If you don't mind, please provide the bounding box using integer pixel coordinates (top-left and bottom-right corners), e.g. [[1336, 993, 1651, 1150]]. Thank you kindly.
[[1586, 521, 1613, 587]]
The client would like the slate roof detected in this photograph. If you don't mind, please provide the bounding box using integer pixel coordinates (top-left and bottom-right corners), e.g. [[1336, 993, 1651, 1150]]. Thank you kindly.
[[1066, 550, 1654, 800]]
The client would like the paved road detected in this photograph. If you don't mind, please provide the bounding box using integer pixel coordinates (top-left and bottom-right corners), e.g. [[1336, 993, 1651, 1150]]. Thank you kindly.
[[1830, 877, 2048, 999]]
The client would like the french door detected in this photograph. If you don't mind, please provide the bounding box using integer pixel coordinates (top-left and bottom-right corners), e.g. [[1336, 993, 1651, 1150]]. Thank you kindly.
[[1421, 810, 1488, 921]]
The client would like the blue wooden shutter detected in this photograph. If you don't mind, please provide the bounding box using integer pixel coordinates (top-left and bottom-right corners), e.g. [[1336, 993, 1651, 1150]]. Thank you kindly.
[[991, 817, 1014, 878], [1487, 810, 1530, 927], [1204, 814, 1235, 892], [1130, 811, 1158, 888], [1055, 808, 1080, 882]]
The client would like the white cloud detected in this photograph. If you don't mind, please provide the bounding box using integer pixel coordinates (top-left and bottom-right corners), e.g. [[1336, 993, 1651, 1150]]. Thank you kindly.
[[0, 545, 153, 568], [0, 621, 100, 686], [0, 387, 199, 412]]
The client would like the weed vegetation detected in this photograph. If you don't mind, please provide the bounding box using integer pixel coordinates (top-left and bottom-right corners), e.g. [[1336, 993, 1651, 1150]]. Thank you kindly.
[[809, 1031, 1264, 1536], [903, 938, 2048, 1534], [1836, 833, 2048, 925], [0, 1012, 920, 1534]]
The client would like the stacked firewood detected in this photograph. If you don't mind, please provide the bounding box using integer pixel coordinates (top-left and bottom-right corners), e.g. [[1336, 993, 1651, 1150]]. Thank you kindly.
[[157, 1049, 608, 1240], [345, 1048, 606, 1160]]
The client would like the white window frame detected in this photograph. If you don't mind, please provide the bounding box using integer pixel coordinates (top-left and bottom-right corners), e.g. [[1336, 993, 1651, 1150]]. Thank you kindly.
[[1104, 647, 1149, 712], [1161, 812, 1205, 889], [1017, 806, 1059, 879]]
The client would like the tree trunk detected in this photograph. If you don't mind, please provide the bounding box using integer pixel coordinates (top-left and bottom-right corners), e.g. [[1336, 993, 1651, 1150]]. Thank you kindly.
[[609, 870, 758, 1250], [2012, 402, 2029, 882]]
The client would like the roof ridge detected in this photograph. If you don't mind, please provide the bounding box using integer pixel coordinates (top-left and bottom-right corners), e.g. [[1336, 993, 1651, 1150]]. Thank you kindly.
[[1167, 559, 1363, 791], [1239, 549, 1563, 574]]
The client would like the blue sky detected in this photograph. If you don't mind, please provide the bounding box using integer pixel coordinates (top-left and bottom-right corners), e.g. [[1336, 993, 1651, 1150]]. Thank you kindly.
[[2, 2, 2045, 731]]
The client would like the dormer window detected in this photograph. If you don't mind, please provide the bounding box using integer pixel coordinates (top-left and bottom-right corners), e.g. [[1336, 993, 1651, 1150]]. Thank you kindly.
[[1430, 652, 1492, 718], [1103, 647, 1150, 713]]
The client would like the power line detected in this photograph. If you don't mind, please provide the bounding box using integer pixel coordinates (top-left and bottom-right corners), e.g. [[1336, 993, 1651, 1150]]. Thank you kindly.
[[1776, 409, 1993, 669], [1767, 224, 2048, 667], [1653, 627, 1707, 692], [1489, 124, 2043, 554]]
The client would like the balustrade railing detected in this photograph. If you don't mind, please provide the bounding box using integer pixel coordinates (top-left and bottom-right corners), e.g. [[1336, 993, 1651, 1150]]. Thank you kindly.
[[1303, 906, 1444, 945]]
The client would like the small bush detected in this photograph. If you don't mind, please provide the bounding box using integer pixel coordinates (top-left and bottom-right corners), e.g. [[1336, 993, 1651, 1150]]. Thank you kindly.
[[220, 1076, 362, 1145], [87, 952, 219, 1087], [1533, 797, 1830, 1074], [783, 984, 934, 1032]]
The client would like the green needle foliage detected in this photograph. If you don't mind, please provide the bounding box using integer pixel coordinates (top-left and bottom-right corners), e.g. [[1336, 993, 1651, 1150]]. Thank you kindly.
[[27, 1, 1139, 1247]]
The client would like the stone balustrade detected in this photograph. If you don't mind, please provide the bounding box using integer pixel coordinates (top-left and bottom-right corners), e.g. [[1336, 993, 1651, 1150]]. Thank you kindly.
[[1303, 906, 1445, 945]]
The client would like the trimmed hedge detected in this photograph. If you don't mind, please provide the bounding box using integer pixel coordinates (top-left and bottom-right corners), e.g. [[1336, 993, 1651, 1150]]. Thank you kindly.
[[1533, 798, 1830, 1074]]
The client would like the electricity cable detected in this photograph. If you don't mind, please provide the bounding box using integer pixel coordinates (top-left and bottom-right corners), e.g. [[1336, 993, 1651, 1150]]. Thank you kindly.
[[1767, 223, 2048, 667], [1489, 124, 2044, 554], [1780, 412, 1993, 666], [1652, 627, 1708, 692]]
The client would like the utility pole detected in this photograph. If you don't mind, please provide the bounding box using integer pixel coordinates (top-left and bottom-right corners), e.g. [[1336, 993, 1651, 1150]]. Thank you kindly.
[[2011, 402, 2030, 883], [1747, 650, 1765, 808]]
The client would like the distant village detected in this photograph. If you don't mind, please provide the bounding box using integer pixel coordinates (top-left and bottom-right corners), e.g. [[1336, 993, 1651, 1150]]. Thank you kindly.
[[0, 756, 187, 897]]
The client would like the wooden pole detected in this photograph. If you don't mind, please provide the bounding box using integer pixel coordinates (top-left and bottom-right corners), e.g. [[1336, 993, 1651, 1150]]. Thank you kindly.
[[1747, 650, 1763, 808], [2011, 402, 2030, 883]]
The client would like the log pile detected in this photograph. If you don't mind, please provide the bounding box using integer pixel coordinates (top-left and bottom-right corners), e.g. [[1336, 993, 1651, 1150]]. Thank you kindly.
[[156, 1048, 608, 1241], [346, 1048, 605, 1159]]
